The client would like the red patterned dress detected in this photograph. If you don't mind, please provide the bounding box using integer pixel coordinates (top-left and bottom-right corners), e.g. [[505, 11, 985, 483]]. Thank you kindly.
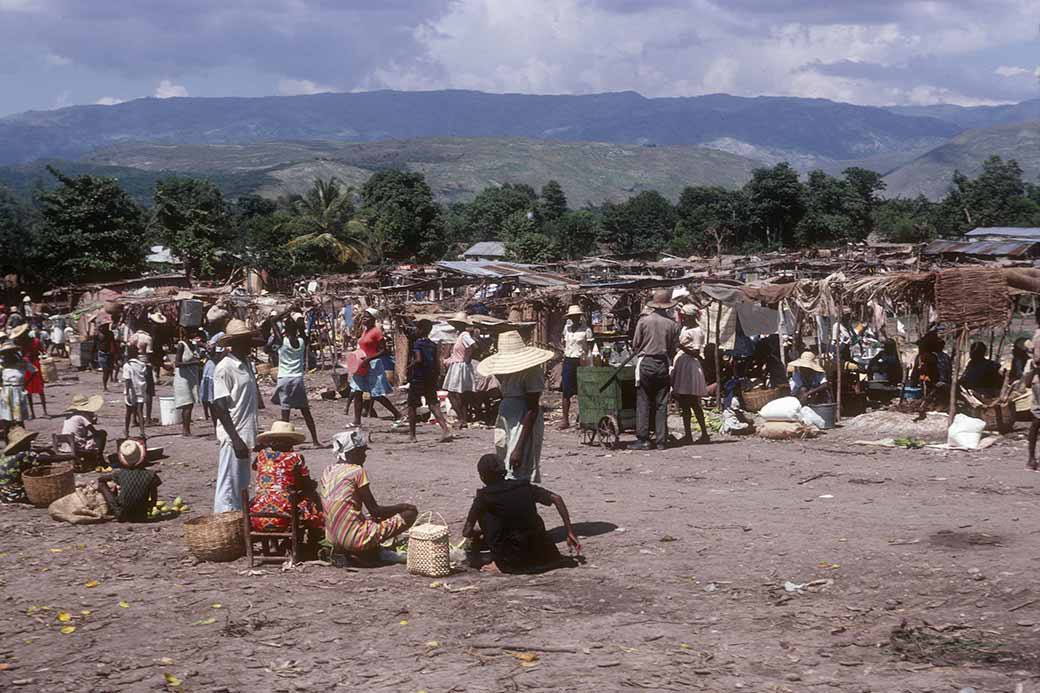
[[250, 449, 324, 532], [24, 337, 44, 396]]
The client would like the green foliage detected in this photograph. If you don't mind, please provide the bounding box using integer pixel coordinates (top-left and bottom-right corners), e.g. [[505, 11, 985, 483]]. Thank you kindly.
[[746, 163, 806, 249], [507, 232, 559, 264], [277, 178, 366, 267], [599, 190, 677, 255], [540, 180, 568, 223], [673, 186, 746, 255], [875, 196, 938, 243], [152, 177, 231, 280], [463, 185, 535, 240], [546, 210, 598, 259], [33, 166, 147, 283], [936, 156, 1040, 235], [359, 170, 442, 261], [0, 185, 33, 279]]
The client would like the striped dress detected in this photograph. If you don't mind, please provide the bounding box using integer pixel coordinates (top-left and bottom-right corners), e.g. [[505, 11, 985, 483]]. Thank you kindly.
[[321, 463, 405, 552]]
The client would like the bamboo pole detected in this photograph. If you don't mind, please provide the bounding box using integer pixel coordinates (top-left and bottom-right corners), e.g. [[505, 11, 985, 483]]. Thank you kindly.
[[714, 300, 723, 412], [835, 297, 844, 424], [948, 325, 965, 426]]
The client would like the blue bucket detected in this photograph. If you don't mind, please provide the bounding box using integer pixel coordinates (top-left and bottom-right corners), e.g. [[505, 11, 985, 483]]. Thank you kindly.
[[809, 403, 838, 429], [902, 386, 923, 400]]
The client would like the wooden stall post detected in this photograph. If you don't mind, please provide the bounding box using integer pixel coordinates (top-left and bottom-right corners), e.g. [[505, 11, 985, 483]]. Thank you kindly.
[[948, 325, 965, 426], [714, 300, 723, 412], [835, 295, 844, 423]]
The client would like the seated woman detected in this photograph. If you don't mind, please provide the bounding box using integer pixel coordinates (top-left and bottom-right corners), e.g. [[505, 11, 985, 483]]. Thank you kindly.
[[321, 429, 417, 561], [0, 427, 41, 504], [59, 393, 108, 466], [97, 439, 161, 522], [868, 339, 904, 384], [961, 341, 1003, 397], [462, 454, 581, 574], [250, 422, 324, 540], [787, 351, 831, 404]]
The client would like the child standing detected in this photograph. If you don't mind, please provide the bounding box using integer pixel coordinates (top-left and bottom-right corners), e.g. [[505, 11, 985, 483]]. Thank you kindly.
[[407, 319, 451, 444], [122, 345, 148, 441]]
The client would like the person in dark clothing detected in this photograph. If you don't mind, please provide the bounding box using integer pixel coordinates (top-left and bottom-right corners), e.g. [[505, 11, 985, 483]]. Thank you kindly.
[[1010, 337, 1030, 381], [961, 341, 1003, 396], [630, 290, 680, 450], [463, 454, 580, 574], [407, 319, 451, 443], [868, 339, 903, 384], [97, 439, 161, 522]]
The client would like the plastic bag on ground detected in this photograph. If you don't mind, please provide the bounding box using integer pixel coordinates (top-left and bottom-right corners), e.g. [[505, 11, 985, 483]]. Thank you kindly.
[[947, 413, 986, 449], [797, 406, 826, 430], [759, 396, 802, 422]]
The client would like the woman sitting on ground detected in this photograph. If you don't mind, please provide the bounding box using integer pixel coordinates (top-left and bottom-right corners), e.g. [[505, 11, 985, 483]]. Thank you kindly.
[[462, 454, 581, 574], [321, 429, 417, 561], [0, 427, 42, 504], [250, 421, 324, 538], [97, 439, 161, 522]]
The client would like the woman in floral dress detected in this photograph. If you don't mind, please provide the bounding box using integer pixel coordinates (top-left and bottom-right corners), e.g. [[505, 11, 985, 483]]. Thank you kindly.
[[249, 422, 324, 535]]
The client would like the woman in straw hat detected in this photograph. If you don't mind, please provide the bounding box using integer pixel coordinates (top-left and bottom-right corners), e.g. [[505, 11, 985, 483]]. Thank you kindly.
[[348, 308, 401, 428], [478, 331, 553, 482], [443, 312, 477, 429], [671, 304, 710, 444], [59, 393, 107, 462], [249, 421, 324, 536], [0, 342, 32, 441], [0, 427, 41, 503], [559, 304, 593, 430], [11, 323, 47, 419], [787, 351, 831, 405]]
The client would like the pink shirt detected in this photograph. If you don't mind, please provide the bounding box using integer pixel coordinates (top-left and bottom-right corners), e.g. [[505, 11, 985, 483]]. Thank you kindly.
[[445, 332, 475, 365]]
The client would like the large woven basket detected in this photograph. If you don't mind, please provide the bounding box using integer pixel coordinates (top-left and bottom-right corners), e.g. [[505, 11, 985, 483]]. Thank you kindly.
[[23, 464, 75, 508], [407, 513, 451, 577], [742, 386, 788, 412], [184, 512, 245, 562]]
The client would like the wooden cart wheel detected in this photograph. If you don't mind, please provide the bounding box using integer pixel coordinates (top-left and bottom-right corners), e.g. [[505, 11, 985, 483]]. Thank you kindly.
[[578, 427, 596, 446], [597, 415, 620, 450]]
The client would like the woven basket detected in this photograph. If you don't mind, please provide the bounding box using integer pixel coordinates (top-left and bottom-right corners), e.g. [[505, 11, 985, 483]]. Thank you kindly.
[[976, 403, 1014, 433], [742, 386, 788, 412], [407, 513, 451, 577], [184, 512, 245, 562], [23, 464, 75, 508]]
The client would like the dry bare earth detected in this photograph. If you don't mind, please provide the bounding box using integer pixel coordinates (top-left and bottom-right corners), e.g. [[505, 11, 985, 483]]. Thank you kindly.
[[2, 360, 1040, 692]]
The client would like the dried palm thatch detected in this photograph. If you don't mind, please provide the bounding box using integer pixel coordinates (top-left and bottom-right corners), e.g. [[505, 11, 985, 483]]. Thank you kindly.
[[843, 272, 935, 313], [934, 267, 1010, 330]]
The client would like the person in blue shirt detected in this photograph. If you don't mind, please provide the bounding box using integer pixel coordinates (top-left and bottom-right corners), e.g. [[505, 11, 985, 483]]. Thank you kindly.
[[407, 319, 451, 444], [788, 351, 830, 404]]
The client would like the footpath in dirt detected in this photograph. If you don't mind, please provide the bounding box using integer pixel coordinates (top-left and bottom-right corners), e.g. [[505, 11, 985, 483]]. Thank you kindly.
[[2, 362, 1040, 692]]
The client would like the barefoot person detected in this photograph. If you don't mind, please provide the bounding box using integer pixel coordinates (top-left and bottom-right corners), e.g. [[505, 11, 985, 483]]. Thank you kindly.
[[443, 312, 477, 429], [671, 304, 709, 444], [11, 324, 47, 419], [321, 429, 418, 560], [270, 312, 322, 447], [97, 439, 161, 523], [348, 308, 401, 428], [462, 454, 581, 574], [59, 393, 107, 464], [210, 319, 262, 513], [122, 346, 148, 441], [559, 304, 592, 430], [478, 331, 553, 483], [173, 327, 202, 437], [407, 319, 451, 443], [0, 343, 32, 442]]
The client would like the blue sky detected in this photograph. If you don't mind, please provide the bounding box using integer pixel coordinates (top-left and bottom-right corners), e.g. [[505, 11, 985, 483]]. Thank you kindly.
[[1, 0, 1037, 116]]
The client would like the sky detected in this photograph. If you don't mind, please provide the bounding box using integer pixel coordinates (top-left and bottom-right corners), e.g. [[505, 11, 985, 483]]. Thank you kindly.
[[1, 0, 1038, 116]]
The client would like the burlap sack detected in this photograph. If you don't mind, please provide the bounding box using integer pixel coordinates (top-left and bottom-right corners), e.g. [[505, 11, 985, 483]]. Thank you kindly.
[[49, 485, 110, 525]]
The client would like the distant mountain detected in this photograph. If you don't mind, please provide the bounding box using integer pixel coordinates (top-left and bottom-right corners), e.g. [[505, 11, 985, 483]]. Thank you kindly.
[[0, 89, 960, 167], [888, 98, 1040, 130], [883, 121, 1040, 200], [75, 137, 761, 206]]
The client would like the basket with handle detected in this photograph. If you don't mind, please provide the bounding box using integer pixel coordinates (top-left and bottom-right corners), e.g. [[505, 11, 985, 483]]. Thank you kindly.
[[184, 511, 245, 562], [23, 463, 75, 507], [407, 511, 451, 577]]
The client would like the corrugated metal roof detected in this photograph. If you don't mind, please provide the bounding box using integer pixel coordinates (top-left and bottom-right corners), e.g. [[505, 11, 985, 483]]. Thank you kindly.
[[462, 241, 507, 257], [965, 227, 1040, 239], [922, 239, 1039, 257], [435, 260, 575, 288]]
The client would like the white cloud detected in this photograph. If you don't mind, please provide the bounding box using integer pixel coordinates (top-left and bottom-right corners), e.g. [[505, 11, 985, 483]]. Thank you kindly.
[[95, 96, 125, 105], [154, 79, 188, 98], [277, 78, 335, 96], [45, 53, 70, 66], [995, 65, 1031, 78]]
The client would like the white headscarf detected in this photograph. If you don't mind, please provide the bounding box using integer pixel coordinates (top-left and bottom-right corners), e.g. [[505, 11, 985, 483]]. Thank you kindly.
[[331, 429, 368, 463]]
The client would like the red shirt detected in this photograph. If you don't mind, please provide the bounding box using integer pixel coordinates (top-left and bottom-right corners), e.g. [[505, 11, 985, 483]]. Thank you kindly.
[[355, 327, 384, 376]]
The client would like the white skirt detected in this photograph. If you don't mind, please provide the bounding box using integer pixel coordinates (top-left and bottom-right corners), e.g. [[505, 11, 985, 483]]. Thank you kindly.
[[672, 353, 708, 397], [443, 362, 475, 393]]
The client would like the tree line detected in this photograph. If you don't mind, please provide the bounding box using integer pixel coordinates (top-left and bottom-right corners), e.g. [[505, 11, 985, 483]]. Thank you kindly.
[[1, 156, 1038, 289]]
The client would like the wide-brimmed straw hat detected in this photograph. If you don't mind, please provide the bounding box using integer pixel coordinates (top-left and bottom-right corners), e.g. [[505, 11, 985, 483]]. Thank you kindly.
[[364, 307, 381, 319], [0, 342, 17, 353], [448, 311, 471, 327], [117, 439, 146, 468], [66, 393, 104, 414], [680, 304, 699, 317], [257, 421, 306, 446], [787, 351, 825, 373], [646, 289, 675, 310], [565, 304, 584, 319], [148, 312, 167, 325], [477, 331, 554, 377], [8, 324, 28, 340], [217, 319, 262, 347], [5, 427, 38, 455]]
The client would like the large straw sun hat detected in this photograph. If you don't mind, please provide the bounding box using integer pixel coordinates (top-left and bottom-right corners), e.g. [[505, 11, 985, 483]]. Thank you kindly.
[[66, 393, 104, 414], [8, 324, 28, 341], [786, 351, 825, 374], [646, 289, 676, 309], [448, 311, 472, 327], [565, 304, 584, 319], [148, 311, 167, 325], [216, 319, 261, 347], [5, 427, 39, 455], [257, 421, 306, 446], [477, 331, 554, 377], [117, 439, 147, 469]]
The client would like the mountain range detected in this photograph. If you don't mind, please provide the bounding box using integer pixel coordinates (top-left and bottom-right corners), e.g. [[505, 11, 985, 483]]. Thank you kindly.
[[0, 89, 1038, 204]]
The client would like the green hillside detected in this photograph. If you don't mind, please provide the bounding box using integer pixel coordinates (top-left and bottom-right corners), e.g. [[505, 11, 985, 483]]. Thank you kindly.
[[83, 137, 761, 205]]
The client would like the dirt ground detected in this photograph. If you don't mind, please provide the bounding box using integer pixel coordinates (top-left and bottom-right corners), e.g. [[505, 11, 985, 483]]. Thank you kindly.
[[3, 360, 1040, 692]]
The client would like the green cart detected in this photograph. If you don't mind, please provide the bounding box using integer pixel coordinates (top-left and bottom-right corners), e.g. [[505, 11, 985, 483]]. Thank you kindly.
[[576, 365, 638, 449]]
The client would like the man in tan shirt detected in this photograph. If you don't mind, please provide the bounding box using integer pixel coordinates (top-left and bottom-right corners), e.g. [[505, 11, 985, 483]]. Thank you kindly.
[[630, 289, 680, 450]]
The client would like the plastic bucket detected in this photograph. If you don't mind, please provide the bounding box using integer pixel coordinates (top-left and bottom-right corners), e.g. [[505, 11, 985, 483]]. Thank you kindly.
[[902, 386, 923, 400], [159, 396, 182, 426], [809, 403, 838, 430]]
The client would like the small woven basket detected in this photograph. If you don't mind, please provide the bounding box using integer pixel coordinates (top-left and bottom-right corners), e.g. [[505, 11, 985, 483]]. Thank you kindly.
[[407, 512, 451, 577], [184, 511, 245, 562], [742, 386, 788, 412], [23, 463, 75, 508]]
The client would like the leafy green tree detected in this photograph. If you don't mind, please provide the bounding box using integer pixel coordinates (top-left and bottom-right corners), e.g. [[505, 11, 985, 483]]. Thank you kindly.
[[540, 180, 568, 223], [841, 167, 886, 239], [599, 191, 677, 255], [500, 209, 537, 242], [673, 186, 745, 254], [745, 163, 806, 249], [463, 185, 535, 240], [545, 210, 598, 259], [33, 166, 146, 282], [152, 177, 231, 281], [279, 178, 366, 266], [507, 232, 559, 264], [0, 185, 33, 280], [359, 170, 442, 261], [875, 196, 938, 243]]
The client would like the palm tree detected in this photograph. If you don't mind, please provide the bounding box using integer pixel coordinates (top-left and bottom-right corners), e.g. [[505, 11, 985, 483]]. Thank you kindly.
[[280, 178, 368, 266]]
